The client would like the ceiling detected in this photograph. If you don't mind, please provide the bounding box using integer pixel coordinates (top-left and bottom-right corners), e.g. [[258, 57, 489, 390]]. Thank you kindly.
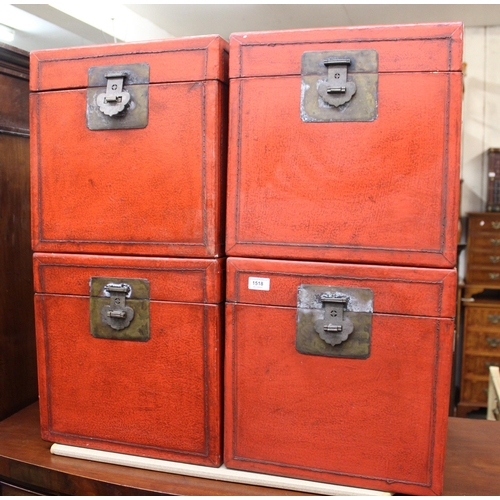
[[3, 4, 500, 53]]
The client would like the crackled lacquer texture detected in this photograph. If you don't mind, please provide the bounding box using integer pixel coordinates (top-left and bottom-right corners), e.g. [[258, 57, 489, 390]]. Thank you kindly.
[[225, 256, 457, 495], [30, 36, 228, 258], [226, 23, 463, 267], [34, 253, 224, 466]]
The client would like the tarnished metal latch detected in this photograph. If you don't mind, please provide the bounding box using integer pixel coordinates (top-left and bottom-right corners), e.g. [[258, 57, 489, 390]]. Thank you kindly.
[[314, 293, 353, 346], [101, 283, 134, 330], [96, 72, 131, 117], [296, 285, 373, 359], [318, 58, 356, 107], [90, 277, 150, 341], [87, 63, 149, 131], [301, 49, 378, 123]]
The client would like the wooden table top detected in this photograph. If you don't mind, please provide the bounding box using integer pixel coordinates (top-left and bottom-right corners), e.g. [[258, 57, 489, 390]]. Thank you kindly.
[[443, 414, 500, 496], [0, 403, 499, 496]]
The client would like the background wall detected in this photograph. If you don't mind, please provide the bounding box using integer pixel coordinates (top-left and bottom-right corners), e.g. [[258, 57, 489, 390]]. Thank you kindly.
[[462, 27, 500, 215], [459, 27, 500, 278]]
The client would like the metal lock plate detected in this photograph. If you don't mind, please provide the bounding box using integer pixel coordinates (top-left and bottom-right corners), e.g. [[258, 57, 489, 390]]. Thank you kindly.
[[296, 285, 373, 359], [90, 277, 150, 341], [86, 63, 149, 130], [300, 49, 378, 122]]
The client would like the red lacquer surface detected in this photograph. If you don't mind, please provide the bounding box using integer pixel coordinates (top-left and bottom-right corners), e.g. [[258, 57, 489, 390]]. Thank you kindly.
[[224, 257, 455, 494], [226, 23, 463, 267], [34, 253, 223, 466], [30, 37, 228, 258]]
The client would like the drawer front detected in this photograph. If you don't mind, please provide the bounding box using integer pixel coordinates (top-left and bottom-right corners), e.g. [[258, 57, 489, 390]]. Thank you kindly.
[[465, 267, 500, 283], [467, 235, 500, 251], [462, 354, 500, 377], [463, 327, 500, 352], [460, 379, 489, 404], [467, 250, 500, 266], [468, 215, 500, 234], [464, 306, 500, 329]]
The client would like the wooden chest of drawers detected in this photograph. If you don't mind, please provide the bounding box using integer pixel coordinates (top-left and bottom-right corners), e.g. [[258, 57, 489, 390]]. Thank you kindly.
[[458, 301, 500, 414], [466, 213, 500, 285], [458, 212, 500, 416]]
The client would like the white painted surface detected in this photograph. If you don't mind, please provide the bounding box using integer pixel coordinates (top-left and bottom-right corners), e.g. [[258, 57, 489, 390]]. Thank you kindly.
[[462, 27, 500, 215], [50, 443, 391, 496], [487, 365, 500, 420], [460, 27, 500, 278], [462, 27, 487, 215], [6, 5, 500, 51]]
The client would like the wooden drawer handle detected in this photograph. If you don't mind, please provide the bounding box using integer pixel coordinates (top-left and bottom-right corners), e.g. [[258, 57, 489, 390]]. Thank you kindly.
[[490, 256, 500, 264], [491, 239, 500, 246], [486, 337, 500, 348], [489, 273, 500, 280], [488, 314, 500, 324], [493, 221, 500, 229]]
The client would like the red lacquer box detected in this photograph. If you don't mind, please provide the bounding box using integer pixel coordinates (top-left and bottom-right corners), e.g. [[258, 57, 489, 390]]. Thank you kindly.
[[30, 36, 228, 258], [224, 256, 456, 494], [225, 23, 463, 268], [34, 253, 223, 466], [29, 37, 228, 466]]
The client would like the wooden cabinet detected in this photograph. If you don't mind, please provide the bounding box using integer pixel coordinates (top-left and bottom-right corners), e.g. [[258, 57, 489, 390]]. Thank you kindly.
[[466, 212, 500, 285], [457, 212, 500, 416], [0, 42, 37, 421], [459, 301, 500, 413]]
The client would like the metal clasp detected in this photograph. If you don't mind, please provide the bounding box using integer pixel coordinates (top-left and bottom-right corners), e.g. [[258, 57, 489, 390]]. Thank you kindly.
[[324, 57, 350, 93], [314, 293, 354, 346], [486, 337, 500, 348], [101, 282, 134, 330], [96, 72, 131, 117], [87, 63, 149, 130], [90, 277, 150, 341], [296, 285, 373, 359], [318, 57, 357, 107], [301, 49, 377, 122]]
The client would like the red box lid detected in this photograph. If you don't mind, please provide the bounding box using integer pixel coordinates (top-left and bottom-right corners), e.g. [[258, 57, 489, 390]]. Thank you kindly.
[[229, 22, 462, 78], [31, 35, 228, 91], [226, 257, 457, 318], [34, 253, 224, 304]]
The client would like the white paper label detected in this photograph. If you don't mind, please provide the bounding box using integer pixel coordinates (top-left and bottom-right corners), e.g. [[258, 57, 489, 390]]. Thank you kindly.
[[248, 277, 270, 291]]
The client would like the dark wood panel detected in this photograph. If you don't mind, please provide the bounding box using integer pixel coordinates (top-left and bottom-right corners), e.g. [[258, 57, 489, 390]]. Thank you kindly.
[[0, 481, 40, 496], [0, 42, 28, 80], [0, 73, 29, 135], [0, 404, 304, 496], [0, 43, 28, 135], [444, 417, 500, 496], [0, 44, 37, 422], [0, 133, 37, 422]]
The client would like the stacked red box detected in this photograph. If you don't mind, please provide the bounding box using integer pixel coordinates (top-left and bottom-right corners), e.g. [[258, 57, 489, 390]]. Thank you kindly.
[[224, 22, 462, 494], [30, 36, 228, 466]]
